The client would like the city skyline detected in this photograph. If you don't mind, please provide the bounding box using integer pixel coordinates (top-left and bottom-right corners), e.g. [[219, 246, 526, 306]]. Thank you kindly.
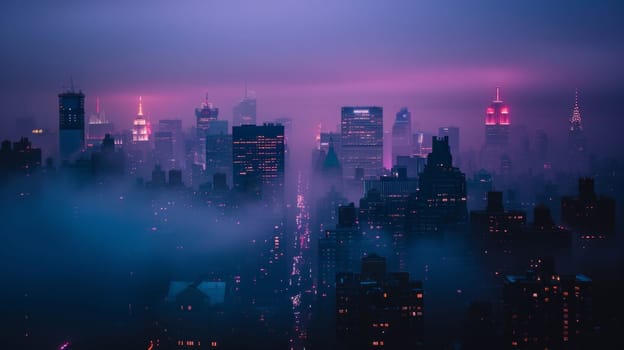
[[1, 1, 623, 155], [1, 1, 623, 349]]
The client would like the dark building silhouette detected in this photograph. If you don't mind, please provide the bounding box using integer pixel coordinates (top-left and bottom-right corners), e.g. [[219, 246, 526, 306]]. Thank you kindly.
[[470, 191, 526, 236], [168, 169, 183, 187], [0, 137, 42, 176], [340, 106, 383, 178], [395, 155, 426, 179], [319, 203, 361, 295], [561, 178, 615, 234], [336, 255, 424, 349], [58, 89, 85, 162], [149, 164, 166, 188], [205, 124, 232, 187], [91, 134, 125, 178], [232, 124, 285, 202], [413, 136, 467, 232], [504, 258, 594, 349]]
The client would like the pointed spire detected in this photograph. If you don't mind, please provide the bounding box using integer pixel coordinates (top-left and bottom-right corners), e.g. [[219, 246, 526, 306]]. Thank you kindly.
[[138, 96, 144, 116], [96, 96, 100, 114], [495, 86, 501, 102], [570, 89, 582, 128]]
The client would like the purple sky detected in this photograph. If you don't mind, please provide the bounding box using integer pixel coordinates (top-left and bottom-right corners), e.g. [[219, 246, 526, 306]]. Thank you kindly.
[[1, 0, 623, 157]]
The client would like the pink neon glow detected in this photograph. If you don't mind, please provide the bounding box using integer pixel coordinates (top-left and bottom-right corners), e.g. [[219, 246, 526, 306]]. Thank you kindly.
[[59, 342, 70, 350], [486, 107, 494, 114], [501, 107, 509, 114]]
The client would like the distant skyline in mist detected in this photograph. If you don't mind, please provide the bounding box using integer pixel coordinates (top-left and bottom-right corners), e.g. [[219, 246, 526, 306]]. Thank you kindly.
[[1, 0, 623, 155]]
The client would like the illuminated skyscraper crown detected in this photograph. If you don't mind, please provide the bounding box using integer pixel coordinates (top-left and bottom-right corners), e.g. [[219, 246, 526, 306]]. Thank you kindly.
[[485, 87, 510, 126], [570, 89, 582, 131]]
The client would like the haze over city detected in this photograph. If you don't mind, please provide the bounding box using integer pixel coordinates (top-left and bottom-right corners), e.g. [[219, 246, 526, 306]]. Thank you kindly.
[[1, 1, 623, 349]]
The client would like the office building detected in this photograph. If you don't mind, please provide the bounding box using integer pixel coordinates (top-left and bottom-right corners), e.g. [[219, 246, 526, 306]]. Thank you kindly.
[[232, 124, 284, 200], [195, 95, 220, 167], [59, 89, 85, 162], [414, 136, 467, 232], [504, 258, 593, 349], [392, 108, 412, 165], [336, 255, 424, 349], [340, 107, 383, 178]]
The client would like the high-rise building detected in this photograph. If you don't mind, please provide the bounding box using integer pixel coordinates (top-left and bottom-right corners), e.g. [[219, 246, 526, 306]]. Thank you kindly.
[[340, 107, 383, 178], [86, 97, 114, 148], [336, 255, 424, 349], [480, 87, 511, 173], [484, 87, 510, 147], [132, 96, 150, 143], [561, 177, 615, 234], [414, 136, 467, 232], [195, 95, 220, 166], [158, 119, 183, 168], [568, 89, 586, 153], [0, 137, 42, 176], [153, 131, 174, 169], [504, 258, 594, 349], [58, 89, 85, 162], [232, 90, 256, 126], [392, 108, 412, 165], [566, 89, 589, 174], [438, 126, 459, 158], [205, 125, 232, 187], [232, 123, 284, 200]]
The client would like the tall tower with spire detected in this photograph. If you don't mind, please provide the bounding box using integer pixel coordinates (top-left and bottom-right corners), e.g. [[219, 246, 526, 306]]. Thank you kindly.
[[568, 89, 586, 153], [484, 87, 510, 147], [480, 87, 512, 174], [132, 96, 150, 142]]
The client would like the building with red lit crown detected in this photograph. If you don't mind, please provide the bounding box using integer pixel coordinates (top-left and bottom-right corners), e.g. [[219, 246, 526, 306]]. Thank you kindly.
[[480, 87, 511, 173]]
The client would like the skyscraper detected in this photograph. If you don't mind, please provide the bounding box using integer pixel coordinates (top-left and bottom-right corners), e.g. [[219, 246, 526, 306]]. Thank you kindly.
[[414, 136, 467, 232], [132, 96, 150, 143], [232, 123, 284, 200], [392, 107, 412, 165], [484, 87, 510, 147], [480, 87, 511, 173], [86, 97, 114, 148], [233, 90, 257, 126], [568, 89, 586, 153], [566, 90, 589, 173], [336, 255, 424, 349], [340, 107, 383, 178], [504, 258, 594, 348], [58, 89, 85, 162], [195, 94, 220, 167]]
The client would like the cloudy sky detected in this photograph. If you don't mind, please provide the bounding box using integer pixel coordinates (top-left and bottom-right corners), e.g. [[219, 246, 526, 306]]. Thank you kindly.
[[1, 0, 623, 153]]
